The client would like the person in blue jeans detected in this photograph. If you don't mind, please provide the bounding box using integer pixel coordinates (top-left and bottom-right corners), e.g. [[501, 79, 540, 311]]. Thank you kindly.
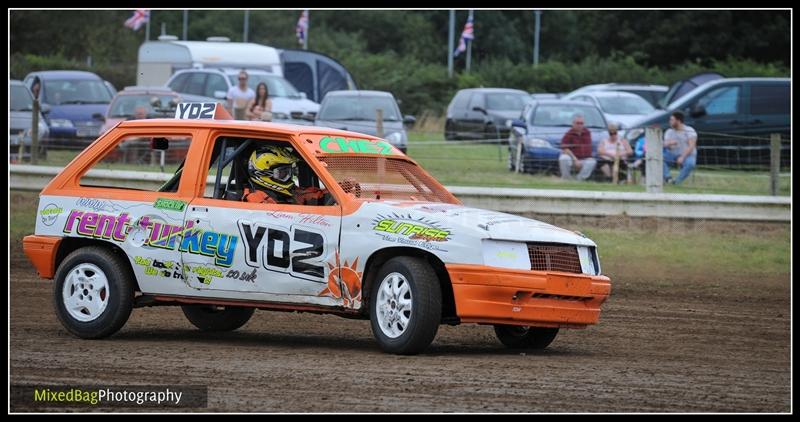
[[663, 110, 697, 185]]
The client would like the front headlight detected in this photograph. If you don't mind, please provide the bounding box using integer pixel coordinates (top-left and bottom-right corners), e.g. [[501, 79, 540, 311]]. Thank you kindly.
[[49, 119, 74, 128], [482, 240, 530, 270], [577, 246, 600, 275], [272, 112, 289, 120], [385, 132, 405, 146], [524, 137, 554, 149]]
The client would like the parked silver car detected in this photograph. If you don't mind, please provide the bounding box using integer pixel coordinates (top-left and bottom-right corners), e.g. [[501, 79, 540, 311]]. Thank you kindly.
[[314, 90, 415, 153], [561, 90, 656, 131]]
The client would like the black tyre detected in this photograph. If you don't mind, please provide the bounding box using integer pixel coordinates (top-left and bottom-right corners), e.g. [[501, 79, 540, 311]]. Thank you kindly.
[[494, 325, 559, 350], [53, 246, 135, 339], [181, 305, 254, 332], [369, 257, 442, 355], [444, 121, 456, 141]]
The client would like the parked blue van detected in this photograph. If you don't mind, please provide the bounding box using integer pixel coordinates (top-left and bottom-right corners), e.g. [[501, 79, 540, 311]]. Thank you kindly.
[[23, 70, 114, 147]]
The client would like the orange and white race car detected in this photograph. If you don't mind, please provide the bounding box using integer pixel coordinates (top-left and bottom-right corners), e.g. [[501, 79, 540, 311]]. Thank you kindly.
[[23, 103, 610, 355]]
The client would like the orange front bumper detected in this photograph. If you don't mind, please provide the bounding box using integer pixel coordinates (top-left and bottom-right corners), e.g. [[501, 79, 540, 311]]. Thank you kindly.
[[446, 264, 611, 328], [22, 235, 62, 279]]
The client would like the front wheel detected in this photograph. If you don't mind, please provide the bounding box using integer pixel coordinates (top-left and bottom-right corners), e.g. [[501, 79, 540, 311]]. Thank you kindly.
[[370, 257, 442, 355], [53, 247, 135, 339], [494, 325, 559, 349], [182, 305, 255, 332]]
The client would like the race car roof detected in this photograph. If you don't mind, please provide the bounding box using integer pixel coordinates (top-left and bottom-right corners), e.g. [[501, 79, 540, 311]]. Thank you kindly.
[[117, 118, 407, 158]]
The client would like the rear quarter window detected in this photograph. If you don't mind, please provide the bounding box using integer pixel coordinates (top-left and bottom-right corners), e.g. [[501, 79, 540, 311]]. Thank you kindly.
[[750, 84, 789, 115]]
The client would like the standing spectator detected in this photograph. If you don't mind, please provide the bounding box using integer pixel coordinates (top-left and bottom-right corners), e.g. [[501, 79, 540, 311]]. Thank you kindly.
[[597, 123, 633, 180], [246, 82, 273, 121], [227, 69, 255, 120], [663, 111, 697, 185], [558, 114, 597, 180]]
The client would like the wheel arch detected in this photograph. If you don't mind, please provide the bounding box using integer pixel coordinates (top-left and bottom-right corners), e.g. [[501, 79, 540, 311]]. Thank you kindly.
[[55, 237, 141, 292], [360, 246, 456, 324]]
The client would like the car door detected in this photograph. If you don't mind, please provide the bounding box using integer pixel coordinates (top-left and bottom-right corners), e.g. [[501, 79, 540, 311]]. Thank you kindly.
[[745, 81, 790, 167], [181, 134, 343, 306], [464, 92, 487, 139], [682, 83, 745, 165], [448, 91, 471, 139]]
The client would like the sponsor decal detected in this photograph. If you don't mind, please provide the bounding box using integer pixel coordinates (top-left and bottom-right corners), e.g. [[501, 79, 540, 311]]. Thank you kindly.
[[133, 256, 183, 280], [319, 136, 393, 155], [183, 264, 223, 285], [63, 210, 238, 267], [39, 204, 64, 226], [238, 220, 326, 282], [372, 213, 451, 242], [76, 198, 112, 212], [318, 250, 362, 308], [153, 198, 186, 212], [224, 268, 258, 283]]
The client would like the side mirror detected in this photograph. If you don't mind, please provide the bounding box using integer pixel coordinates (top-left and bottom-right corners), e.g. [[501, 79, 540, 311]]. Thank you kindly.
[[40, 103, 51, 114], [510, 119, 526, 129], [690, 104, 706, 118], [299, 92, 307, 100], [403, 115, 416, 126], [510, 119, 527, 135], [213, 90, 227, 100], [472, 106, 487, 114], [92, 112, 106, 122]]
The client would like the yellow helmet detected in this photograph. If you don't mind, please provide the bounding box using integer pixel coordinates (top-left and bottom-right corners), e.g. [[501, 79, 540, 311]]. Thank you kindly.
[[247, 146, 298, 197]]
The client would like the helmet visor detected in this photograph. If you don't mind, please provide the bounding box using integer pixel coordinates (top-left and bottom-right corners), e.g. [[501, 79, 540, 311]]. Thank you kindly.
[[265, 164, 294, 183]]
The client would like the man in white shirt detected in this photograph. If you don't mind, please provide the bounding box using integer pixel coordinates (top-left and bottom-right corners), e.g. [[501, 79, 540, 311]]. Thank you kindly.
[[663, 110, 697, 185], [227, 70, 255, 120]]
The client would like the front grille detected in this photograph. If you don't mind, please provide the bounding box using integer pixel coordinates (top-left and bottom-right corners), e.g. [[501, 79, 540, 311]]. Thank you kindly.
[[527, 243, 582, 274]]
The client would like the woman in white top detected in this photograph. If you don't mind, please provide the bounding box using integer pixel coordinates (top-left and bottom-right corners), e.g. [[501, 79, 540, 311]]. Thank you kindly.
[[246, 82, 273, 121], [597, 123, 633, 180]]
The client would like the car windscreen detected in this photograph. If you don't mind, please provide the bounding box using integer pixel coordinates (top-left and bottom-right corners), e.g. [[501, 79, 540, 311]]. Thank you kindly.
[[228, 74, 302, 98], [597, 95, 655, 115], [486, 93, 532, 111], [11, 85, 33, 111], [318, 96, 401, 121], [319, 156, 456, 204], [532, 104, 606, 128], [43, 79, 113, 105], [109, 94, 179, 117]]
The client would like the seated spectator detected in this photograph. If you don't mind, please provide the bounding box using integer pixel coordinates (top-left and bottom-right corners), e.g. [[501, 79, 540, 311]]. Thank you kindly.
[[663, 111, 697, 185], [558, 114, 596, 180], [597, 123, 633, 180]]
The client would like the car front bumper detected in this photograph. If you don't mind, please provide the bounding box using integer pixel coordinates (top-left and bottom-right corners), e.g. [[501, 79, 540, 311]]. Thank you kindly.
[[446, 264, 611, 328]]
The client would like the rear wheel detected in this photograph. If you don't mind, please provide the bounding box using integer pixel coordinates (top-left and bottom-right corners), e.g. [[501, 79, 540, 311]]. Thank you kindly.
[[53, 247, 134, 339], [494, 325, 559, 349], [182, 305, 255, 332], [370, 257, 442, 355]]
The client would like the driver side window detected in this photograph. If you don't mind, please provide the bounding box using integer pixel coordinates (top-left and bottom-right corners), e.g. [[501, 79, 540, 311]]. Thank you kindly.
[[697, 86, 740, 115], [203, 136, 335, 207]]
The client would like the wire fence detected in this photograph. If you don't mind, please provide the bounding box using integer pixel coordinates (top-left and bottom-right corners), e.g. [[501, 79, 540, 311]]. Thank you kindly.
[[9, 121, 790, 196]]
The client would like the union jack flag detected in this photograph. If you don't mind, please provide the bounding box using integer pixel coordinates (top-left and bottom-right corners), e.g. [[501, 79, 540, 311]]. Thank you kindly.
[[124, 9, 150, 31], [453, 11, 474, 57], [296, 10, 309, 45]]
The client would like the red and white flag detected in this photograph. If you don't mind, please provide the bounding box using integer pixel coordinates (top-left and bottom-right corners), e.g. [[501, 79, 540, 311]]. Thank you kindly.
[[296, 10, 309, 45], [124, 9, 150, 31], [453, 11, 474, 57]]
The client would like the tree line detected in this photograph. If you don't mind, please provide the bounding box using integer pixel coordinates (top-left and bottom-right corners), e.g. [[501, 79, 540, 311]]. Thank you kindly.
[[10, 10, 790, 115]]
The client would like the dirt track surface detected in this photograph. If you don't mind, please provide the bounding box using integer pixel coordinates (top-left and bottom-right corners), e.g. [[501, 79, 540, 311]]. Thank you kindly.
[[10, 255, 790, 413]]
